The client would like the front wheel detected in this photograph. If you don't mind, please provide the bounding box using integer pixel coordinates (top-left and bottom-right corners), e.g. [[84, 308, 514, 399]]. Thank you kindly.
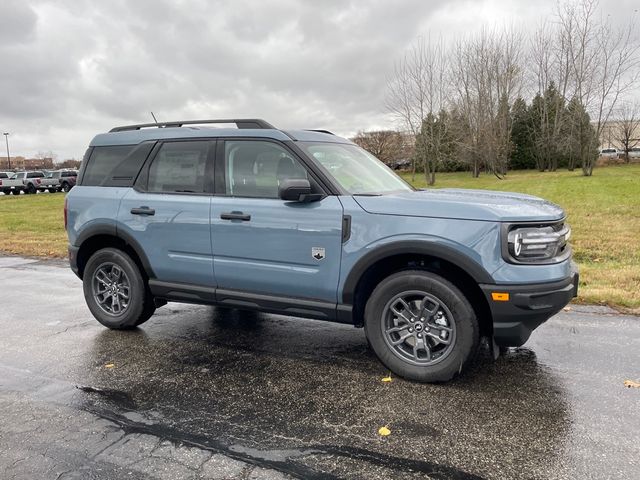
[[61, 182, 70, 193], [26, 184, 36, 194], [364, 270, 479, 383], [83, 248, 155, 329]]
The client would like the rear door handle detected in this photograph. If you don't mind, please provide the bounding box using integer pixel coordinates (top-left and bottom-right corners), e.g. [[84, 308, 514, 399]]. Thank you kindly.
[[220, 211, 251, 221], [131, 206, 155, 216]]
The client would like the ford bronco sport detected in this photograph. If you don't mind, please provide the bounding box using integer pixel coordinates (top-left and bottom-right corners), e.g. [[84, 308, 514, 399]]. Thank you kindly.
[[65, 119, 578, 382]]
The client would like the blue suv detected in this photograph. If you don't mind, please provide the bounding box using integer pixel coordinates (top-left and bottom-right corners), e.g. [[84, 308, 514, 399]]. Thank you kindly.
[[65, 119, 578, 382]]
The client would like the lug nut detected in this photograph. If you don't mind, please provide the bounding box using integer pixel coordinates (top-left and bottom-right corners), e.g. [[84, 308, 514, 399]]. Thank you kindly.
[[409, 328, 414, 332], [417, 333, 422, 338]]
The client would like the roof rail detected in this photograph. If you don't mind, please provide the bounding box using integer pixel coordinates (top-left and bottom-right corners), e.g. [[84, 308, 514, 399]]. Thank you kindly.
[[109, 119, 276, 133], [305, 129, 335, 135]]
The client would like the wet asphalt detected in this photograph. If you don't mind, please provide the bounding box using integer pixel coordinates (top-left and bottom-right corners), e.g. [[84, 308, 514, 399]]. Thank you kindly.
[[0, 256, 638, 480]]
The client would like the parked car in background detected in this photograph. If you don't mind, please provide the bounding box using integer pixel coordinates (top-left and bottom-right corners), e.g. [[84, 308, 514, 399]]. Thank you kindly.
[[599, 148, 618, 158], [1, 172, 27, 194], [56, 170, 78, 192], [42, 169, 78, 193], [4, 171, 48, 194], [627, 147, 640, 159], [391, 158, 412, 170], [0, 172, 11, 179], [40, 171, 62, 193]]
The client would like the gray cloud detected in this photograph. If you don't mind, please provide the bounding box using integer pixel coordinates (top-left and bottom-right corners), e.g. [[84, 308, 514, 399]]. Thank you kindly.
[[0, 0, 636, 159]]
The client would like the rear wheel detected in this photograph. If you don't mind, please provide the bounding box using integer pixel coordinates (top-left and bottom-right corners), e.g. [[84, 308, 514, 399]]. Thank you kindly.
[[364, 270, 479, 383], [83, 248, 155, 329], [61, 182, 70, 193]]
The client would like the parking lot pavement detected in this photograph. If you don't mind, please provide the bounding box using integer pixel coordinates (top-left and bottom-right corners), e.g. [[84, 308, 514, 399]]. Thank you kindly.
[[0, 256, 638, 480]]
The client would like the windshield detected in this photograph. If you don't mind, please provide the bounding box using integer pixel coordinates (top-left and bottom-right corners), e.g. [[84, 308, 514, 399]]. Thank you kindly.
[[300, 142, 413, 195]]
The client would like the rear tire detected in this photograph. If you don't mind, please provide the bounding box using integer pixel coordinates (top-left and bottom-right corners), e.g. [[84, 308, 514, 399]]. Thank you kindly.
[[364, 270, 479, 383], [83, 248, 155, 329], [61, 182, 70, 193]]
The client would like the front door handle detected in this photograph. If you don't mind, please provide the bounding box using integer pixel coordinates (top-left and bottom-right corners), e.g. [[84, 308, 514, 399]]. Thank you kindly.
[[131, 206, 155, 216], [220, 211, 251, 221]]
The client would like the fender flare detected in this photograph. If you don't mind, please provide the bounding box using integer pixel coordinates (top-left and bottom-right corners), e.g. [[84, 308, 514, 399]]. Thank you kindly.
[[75, 224, 155, 278], [341, 240, 494, 304]]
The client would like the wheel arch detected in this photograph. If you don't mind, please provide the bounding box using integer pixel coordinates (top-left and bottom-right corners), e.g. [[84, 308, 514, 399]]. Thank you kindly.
[[342, 241, 494, 336], [75, 228, 154, 281]]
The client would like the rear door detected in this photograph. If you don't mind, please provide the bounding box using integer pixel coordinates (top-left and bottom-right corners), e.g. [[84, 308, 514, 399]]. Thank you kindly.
[[117, 140, 215, 289], [209, 139, 344, 304]]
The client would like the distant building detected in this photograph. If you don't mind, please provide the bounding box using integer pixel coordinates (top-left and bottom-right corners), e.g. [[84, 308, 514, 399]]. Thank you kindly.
[[598, 120, 640, 151], [0, 156, 55, 170]]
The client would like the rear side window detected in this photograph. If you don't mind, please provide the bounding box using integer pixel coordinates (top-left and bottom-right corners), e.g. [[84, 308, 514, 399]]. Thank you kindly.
[[82, 146, 135, 186], [27, 172, 44, 178], [0, 173, 7, 178], [62, 171, 76, 177], [147, 141, 209, 193]]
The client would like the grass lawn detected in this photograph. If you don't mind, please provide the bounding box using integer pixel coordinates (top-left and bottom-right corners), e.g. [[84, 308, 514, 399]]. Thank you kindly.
[[0, 193, 67, 258], [1, 164, 638, 311]]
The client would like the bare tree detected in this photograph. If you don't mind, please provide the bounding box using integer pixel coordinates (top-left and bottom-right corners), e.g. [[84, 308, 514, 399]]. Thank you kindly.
[[451, 28, 524, 177], [386, 36, 448, 185], [351, 130, 403, 165], [613, 102, 640, 162], [557, 0, 640, 175]]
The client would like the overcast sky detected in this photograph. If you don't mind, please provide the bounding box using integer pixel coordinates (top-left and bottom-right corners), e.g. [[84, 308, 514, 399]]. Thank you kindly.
[[0, 0, 637, 160]]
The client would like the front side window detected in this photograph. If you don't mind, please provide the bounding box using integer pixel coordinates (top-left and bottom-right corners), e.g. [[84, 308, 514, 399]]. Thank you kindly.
[[224, 140, 309, 198], [147, 141, 208, 193], [299, 142, 413, 195]]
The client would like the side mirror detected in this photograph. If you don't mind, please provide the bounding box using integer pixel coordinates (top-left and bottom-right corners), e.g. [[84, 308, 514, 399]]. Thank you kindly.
[[278, 178, 321, 202]]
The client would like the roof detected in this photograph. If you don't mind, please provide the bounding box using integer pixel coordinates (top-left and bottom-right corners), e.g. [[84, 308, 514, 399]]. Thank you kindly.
[[89, 119, 354, 147]]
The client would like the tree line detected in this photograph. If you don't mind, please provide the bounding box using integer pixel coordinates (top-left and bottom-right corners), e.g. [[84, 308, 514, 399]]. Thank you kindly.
[[382, 0, 639, 184]]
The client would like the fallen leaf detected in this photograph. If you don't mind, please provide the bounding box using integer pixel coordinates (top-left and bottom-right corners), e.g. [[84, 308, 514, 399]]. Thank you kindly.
[[624, 380, 640, 388], [381, 375, 392, 383], [378, 426, 391, 436], [104, 363, 115, 369], [563, 306, 571, 311]]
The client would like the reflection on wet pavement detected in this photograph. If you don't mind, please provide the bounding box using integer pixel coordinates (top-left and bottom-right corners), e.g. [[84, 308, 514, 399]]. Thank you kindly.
[[0, 257, 638, 479]]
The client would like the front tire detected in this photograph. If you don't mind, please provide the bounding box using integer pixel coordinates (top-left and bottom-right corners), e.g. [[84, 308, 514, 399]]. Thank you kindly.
[[364, 270, 479, 383], [61, 182, 70, 193], [83, 248, 155, 329]]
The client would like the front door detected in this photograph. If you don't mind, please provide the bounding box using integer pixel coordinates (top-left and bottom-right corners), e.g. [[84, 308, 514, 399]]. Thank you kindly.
[[117, 140, 215, 287], [210, 139, 343, 303]]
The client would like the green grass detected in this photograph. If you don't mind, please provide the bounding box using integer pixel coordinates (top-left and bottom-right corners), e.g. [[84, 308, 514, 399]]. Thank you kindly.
[[402, 164, 640, 311], [0, 193, 67, 258], [1, 164, 638, 310]]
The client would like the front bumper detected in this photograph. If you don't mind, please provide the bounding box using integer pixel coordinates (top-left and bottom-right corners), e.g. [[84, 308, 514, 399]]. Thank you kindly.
[[480, 266, 579, 347]]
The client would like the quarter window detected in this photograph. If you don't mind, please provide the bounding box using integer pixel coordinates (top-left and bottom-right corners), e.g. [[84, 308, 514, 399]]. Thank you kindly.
[[147, 141, 209, 193], [82, 145, 135, 186], [224, 141, 309, 198]]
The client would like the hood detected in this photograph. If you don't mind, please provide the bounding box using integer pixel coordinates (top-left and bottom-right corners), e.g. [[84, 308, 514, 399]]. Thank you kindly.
[[353, 188, 565, 222]]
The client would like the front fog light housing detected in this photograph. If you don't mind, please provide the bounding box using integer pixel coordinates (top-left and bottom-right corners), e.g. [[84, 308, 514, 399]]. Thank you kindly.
[[506, 223, 570, 263]]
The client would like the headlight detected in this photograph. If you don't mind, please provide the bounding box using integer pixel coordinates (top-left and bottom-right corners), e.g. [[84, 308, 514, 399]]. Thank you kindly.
[[504, 222, 571, 263]]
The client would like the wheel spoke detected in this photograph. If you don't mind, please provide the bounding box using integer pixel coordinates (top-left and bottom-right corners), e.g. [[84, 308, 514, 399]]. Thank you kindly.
[[385, 324, 409, 334], [390, 298, 414, 323], [390, 331, 412, 346], [412, 338, 431, 361], [419, 296, 439, 319], [110, 265, 122, 282]]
